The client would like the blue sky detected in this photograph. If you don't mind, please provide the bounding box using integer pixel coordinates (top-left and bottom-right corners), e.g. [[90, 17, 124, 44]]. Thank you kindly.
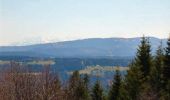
[[0, 0, 170, 45]]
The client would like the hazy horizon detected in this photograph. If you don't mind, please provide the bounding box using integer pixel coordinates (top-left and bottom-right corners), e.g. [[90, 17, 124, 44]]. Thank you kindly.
[[0, 36, 168, 46], [1, 0, 170, 46]]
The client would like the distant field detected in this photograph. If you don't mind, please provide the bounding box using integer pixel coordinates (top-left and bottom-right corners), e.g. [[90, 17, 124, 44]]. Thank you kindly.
[[68, 65, 129, 76], [0, 60, 10, 65], [27, 60, 55, 65], [0, 60, 55, 65]]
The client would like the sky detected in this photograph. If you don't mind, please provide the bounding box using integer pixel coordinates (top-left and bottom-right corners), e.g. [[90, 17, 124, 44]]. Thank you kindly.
[[0, 0, 170, 46]]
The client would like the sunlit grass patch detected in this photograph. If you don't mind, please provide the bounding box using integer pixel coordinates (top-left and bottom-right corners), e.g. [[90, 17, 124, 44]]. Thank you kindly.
[[68, 65, 129, 76], [0, 60, 10, 65], [27, 60, 55, 65]]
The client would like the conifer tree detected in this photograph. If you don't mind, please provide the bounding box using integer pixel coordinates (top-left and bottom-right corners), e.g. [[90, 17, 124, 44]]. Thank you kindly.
[[83, 74, 90, 89], [119, 81, 130, 100], [125, 62, 143, 100], [75, 80, 90, 100], [108, 70, 121, 100], [82, 74, 91, 100], [162, 37, 170, 99], [135, 36, 152, 79], [150, 41, 164, 92], [67, 71, 81, 100], [124, 36, 152, 100], [163, 37, 170, 81], [67, 71, 90, 100], [91, 80, 104, 100]]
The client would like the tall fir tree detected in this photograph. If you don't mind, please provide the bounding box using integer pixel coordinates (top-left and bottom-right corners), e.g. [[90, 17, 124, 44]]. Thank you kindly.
[[162, 36, 170, 99], [67, 71, 80, 100], [150, 41, 164, 92], [82, 74, 91, 100], [108, 70, 121, 100], [135, 36, 152, 79], [91, 80, 104, 100], [83, 74, 90, 89], [67, 71, 90, 100], [139, 41, 165, 100], [163, 37, 170, 81], [125, 62, 143, 100], [124, 36, 153, 100], [75, 80, 90, 100]]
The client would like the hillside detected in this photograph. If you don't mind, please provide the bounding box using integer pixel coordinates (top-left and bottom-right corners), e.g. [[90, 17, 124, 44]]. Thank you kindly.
[[0, 37, 167, 58]]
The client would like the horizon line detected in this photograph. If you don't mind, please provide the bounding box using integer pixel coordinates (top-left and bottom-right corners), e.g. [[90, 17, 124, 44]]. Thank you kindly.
[[0, 36, 167, 47]]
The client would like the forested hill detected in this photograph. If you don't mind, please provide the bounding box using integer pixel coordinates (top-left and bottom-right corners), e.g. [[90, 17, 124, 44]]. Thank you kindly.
[[0, 37, 167, 58]]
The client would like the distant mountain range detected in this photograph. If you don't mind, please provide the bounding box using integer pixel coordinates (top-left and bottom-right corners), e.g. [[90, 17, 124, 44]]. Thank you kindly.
[[0, 37, 167, 58]]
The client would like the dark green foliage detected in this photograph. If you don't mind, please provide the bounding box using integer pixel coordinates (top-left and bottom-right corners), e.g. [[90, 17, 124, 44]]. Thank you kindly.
[[135, 36, 152, 79], [68, 71, 90, 100], [150, 42, 164, 92], [108, 70, 121, 100], [119, 82, 130, 100], [163, 37, 170, 81], [68, 71, 80, 95], [124, 37, 170, 99], [165, 80, 170, 99], [82, 74, 91, 100], [83, 74, 90, 89], [124, 36, 153, 100], [91, 80, 104, 100], [161, 37, 170, 99], [75, 81, 90, 100], [125, 62, 143, 100]]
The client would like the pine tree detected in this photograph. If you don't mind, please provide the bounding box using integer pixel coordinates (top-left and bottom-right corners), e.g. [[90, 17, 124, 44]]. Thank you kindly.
[[125, 62, 143, 100], [83, 74, 90, 89], [163, 37, 170, 81], [68, 71, 80, 93], [82, 74, 91, 100], [67, 71, 81, 100], [67, 71, 90, 100], [162, 37, 170, 99], [91, 80, 104, 100], [119, 81, 130, 100], [124, 36, 152, 99], [108, 70, 121, 100], [135, 36, 152, 79], [75, 80, 90, 100], [150, 41, 164, 92]]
